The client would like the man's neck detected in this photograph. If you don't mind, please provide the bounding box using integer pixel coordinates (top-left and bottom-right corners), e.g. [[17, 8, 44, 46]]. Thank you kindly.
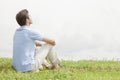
[[26, 23, 30, 27]]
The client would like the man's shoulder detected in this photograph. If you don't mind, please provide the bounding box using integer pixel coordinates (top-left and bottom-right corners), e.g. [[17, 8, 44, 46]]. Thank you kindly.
[[28, 28, 42, 35]]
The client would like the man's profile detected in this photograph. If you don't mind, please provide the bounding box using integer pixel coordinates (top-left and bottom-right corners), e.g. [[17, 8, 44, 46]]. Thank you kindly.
[[12, 9, 60, 72]]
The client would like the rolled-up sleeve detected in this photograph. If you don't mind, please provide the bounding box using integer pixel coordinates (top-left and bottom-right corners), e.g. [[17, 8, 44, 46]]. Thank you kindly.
[[28, 29, 43, 41]]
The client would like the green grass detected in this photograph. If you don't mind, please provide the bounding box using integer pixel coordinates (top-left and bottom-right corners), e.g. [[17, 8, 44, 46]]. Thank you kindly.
[[0, 58, 120, 80]]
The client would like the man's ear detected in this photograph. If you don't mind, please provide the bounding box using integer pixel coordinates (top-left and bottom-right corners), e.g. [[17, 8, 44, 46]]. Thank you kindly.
[[26, 18, 30, 25], [26, 18, 29, 23]]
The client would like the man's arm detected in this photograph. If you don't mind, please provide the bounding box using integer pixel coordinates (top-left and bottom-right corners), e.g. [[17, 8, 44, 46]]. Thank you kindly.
[[42, 37, 56, 46], [29, 30, 55, 46]]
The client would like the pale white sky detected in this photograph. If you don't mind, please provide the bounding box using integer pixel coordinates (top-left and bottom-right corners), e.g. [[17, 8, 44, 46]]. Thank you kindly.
[[0, 0, 120, 60]]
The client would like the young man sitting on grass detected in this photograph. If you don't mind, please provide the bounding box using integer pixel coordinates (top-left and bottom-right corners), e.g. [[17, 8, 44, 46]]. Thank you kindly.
[[12, 9, 60, 72]]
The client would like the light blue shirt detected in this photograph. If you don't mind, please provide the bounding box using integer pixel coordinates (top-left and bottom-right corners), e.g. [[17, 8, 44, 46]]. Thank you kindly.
[[12, 25, 43, 72]]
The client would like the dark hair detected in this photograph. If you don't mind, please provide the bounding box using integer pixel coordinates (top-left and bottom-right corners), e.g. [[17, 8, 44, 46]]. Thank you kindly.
[[16, 9, 29, 26]]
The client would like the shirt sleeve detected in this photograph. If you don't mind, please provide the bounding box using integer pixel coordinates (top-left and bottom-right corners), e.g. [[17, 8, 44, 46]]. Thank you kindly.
[[28, 29, 43, 41]]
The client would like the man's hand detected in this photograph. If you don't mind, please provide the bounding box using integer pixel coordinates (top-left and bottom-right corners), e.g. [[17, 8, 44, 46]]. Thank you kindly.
[[42, 38, 56, 46], [35, 41, 42, 46]]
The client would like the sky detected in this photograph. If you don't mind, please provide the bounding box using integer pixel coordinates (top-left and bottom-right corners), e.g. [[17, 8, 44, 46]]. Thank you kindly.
[[0, 0, 120, 60]]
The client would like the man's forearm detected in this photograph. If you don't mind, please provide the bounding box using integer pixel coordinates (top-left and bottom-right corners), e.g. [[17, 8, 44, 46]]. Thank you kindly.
[[42, 38, 56, 46]]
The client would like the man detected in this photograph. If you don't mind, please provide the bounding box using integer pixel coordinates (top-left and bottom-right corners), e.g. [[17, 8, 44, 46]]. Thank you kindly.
[[12, 9, 60, 72]]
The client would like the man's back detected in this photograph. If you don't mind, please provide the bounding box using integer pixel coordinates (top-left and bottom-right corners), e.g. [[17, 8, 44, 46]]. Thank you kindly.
[[12, 26, 38, 72]]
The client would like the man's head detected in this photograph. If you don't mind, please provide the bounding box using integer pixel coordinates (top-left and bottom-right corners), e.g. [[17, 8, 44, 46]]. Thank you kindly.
[[16, 9, 32, 26]]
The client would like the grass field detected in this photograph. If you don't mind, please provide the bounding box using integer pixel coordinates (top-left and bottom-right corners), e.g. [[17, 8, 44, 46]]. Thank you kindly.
[[0, 58, 120, 80]]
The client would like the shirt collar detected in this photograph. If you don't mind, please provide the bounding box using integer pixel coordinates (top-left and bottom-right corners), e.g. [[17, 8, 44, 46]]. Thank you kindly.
[[17, 25, 30, 31], [21, 25, 30, 28]]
